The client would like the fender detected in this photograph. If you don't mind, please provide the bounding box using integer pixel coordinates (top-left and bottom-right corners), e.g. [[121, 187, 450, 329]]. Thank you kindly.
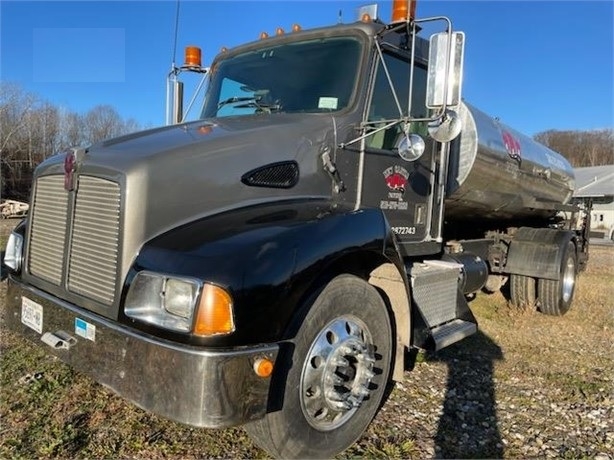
[[123, 199, 410, 352], [505, 227, 576, 280]]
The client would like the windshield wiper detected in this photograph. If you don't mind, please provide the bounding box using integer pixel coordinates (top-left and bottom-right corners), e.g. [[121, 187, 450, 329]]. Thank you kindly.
[[234, 101, 281, 113], [217, 96, 281, 113], [217, 96, 259, 108]]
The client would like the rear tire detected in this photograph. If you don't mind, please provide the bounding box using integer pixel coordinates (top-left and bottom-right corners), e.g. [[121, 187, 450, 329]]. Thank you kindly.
[[510, 274, 536, 308], [537, 241, 577, 316], [245, 275, 393, 459]]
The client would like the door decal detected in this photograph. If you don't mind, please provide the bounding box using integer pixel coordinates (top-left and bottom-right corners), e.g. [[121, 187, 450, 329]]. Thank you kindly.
[[381, 166, 410, 210]]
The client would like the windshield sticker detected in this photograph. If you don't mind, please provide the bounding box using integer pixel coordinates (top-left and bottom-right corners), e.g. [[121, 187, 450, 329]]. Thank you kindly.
[[318, 97, 338, 110]]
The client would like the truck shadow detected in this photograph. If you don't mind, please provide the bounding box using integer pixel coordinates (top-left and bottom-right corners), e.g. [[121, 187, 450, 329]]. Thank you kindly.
[[1, 250, 6, 281], [418, 330, 504, 458]]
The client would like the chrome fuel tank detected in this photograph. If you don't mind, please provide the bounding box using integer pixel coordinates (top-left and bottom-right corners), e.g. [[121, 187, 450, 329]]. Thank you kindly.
[[445, 102, 575, 221]]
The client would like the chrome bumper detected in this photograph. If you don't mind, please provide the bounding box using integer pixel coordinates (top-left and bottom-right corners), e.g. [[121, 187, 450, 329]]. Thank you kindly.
[[4, 277, 278, 428]]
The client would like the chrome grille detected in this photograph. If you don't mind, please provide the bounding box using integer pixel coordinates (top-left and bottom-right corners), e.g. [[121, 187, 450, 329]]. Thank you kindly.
[[68, 176, 120, 305], [29, 175, 69, 285]]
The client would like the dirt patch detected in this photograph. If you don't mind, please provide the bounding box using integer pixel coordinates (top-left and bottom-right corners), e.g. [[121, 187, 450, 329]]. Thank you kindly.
[[1, 235, 612, 458]]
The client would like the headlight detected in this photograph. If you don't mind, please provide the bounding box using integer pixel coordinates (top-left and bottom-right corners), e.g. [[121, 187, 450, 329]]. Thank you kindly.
[[125, 271, 235, 336], [3, 232, 24, 272], [125, 272, 200, 333]]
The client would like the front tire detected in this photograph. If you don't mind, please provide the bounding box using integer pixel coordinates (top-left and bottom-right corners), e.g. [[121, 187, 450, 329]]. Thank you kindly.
[[245, 275, 393, 459]]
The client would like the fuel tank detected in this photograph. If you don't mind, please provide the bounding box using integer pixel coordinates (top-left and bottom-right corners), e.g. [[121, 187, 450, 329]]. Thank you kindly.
[[445, 102, 575, 221]]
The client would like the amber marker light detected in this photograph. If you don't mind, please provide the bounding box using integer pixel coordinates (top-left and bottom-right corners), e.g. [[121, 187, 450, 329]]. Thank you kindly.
[[194, 284, 235, 336], [260, 31, 269, 39], [254, 358, 274, 378], [361, 13, 372, 23], [197, 125, 213, 135], [391, 0, 417, 23], [291, 23, 301, 32], [184, 46, 202, 67], [276, 27, 285, 36]]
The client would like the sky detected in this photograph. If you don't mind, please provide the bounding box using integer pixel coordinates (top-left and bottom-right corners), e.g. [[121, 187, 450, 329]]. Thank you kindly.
[[1, 0, 613, 136]]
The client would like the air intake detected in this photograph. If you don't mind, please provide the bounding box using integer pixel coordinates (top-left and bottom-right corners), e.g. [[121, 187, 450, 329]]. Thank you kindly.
[[241, 161, 299, 189]]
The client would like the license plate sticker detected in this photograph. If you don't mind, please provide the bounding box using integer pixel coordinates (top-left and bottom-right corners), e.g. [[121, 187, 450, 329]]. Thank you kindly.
[[75, 318, 96, 342], [21, 297, 43, 334]]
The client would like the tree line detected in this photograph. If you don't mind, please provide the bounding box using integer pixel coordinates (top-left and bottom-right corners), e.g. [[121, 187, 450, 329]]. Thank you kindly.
[[1, 83, 142, 200], [534, 129, 613, 168]]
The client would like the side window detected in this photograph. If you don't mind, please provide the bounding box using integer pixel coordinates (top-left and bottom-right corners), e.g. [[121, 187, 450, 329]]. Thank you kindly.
[[367, 52, 428, 150]]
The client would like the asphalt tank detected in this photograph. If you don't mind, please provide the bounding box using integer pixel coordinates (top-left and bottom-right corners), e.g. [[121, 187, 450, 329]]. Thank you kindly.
[[444, 102, 575, 221]]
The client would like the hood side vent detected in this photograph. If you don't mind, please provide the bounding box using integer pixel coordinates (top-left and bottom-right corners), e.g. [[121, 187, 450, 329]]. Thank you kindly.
[[241, 161, 299, 189]]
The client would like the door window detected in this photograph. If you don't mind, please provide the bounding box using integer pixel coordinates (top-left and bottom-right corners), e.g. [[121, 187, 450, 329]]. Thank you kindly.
[[367, 51, 428, 150]]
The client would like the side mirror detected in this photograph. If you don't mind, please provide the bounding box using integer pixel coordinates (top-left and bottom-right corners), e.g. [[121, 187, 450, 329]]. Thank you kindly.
[[396, 133, 426, 162], [426, 31, 465, 109], [428, 109, 462, 143]]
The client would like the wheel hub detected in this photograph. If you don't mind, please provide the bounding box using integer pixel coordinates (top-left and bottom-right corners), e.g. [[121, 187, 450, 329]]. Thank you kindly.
[[300, 316, 376, 431]]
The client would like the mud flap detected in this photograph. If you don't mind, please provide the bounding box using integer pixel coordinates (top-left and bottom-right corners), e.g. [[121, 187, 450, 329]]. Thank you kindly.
[[505, 227, 575, 281]]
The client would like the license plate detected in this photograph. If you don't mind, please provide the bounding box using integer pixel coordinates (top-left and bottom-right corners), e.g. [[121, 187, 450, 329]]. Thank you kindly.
[[21, 297, 43, 334]]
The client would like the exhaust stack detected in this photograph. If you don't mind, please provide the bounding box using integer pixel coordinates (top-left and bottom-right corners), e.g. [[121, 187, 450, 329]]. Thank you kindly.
[[166, 45, 207, 125]]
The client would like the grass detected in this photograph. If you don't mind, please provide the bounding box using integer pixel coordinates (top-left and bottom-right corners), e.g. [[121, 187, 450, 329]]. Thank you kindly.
[[1, 215, 612, 458]]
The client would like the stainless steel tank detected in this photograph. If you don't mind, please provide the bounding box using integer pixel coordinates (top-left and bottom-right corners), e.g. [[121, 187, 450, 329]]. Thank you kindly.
[[444, 102, 575, 221]]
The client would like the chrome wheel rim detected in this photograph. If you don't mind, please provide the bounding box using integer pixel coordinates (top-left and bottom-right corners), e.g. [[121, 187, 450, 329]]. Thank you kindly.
[[299, 315, 376, 431], [562, 255, 576, 303]]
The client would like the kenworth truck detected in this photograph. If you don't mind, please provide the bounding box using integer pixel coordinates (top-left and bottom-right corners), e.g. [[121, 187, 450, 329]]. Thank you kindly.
[[3, 1, 589, 458]]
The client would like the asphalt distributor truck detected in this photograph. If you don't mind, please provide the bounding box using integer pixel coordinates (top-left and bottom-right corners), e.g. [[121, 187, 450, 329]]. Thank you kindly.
[[3, 1, 589, 457]]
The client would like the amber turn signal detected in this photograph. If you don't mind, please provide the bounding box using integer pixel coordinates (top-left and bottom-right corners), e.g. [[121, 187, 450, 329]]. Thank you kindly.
[[193, 284, 235, 336]]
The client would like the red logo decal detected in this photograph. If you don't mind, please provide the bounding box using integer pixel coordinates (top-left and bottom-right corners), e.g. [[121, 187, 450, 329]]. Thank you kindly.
[[383, 166, 409, 193], [502, 131, 521, 160]]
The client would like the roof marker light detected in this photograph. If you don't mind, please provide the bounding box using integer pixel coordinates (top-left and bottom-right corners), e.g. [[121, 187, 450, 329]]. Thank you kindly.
[[276, 27, 285, 36], [361, 13, 372, 23], [292, 23, 302, 32], [391, 0, 416, 23], [260, 31, 269, 39]]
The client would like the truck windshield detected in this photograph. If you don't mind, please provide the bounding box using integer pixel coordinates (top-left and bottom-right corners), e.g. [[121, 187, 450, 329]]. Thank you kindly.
[[201, 37, 362, 118]]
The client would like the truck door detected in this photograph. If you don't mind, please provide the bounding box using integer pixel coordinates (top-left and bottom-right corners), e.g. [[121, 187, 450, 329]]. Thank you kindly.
[[360, 49, 439, 254]]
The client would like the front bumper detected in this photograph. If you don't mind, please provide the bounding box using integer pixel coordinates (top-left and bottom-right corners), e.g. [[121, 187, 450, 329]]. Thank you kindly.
[[4, 276, 278, 428]]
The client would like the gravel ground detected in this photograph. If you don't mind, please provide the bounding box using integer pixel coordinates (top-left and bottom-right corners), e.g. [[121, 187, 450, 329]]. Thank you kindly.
[[350, 246, 614, 459], [1, 218, 613, 459]]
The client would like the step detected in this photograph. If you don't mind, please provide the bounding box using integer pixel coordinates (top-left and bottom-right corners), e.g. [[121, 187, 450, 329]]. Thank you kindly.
[[431, 319, 477, 351], [410, 260, 462, 328]]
